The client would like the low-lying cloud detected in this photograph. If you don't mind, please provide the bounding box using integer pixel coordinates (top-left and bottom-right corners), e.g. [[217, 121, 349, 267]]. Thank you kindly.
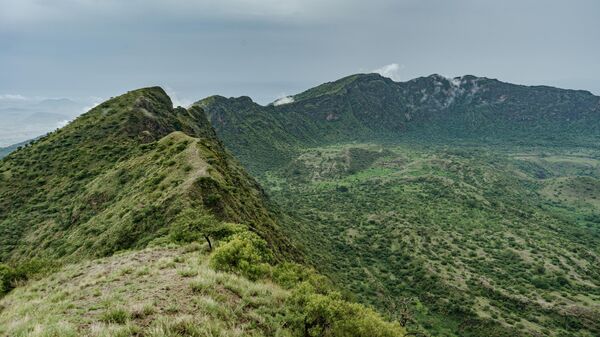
[[372, 63, 403, 82], [273, 96, 295, 106], [0, 94, 28, 101]]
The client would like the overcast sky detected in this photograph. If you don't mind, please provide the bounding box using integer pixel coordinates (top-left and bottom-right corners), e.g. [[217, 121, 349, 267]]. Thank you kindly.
[[1, 0, 599, 106]]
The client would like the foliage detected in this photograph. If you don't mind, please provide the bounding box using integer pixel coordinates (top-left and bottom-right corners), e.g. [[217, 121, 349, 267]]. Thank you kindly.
[[0, 87, 297, 265], [197, 73, 600, 175], [209, 231, 273, 280], [200, 74, 600, 336], [0, 84, 406, 336], [0, 264, 15, 295], [4, 73, 600, 337], [265, 144, 600, 336], [290, 289, 405, 337], [0, 228, 405, 337], [100, 307, 131, 324]]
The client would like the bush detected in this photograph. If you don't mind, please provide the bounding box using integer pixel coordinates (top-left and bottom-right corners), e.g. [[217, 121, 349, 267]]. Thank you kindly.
[[0, 264, 16, 295], [0, 258, 58, 296], [288, 285, 405, 337], [209, 231, 272, 280], [169, 210, 219, 243], [169, 209, 246, 245], [273, 262, 333, 292]]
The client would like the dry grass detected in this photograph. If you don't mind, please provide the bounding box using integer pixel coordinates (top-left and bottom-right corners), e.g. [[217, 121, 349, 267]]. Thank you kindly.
[[0, 244, 291, 337]]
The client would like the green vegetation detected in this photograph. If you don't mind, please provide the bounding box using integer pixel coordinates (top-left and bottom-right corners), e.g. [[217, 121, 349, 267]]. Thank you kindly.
[[2, 73, 600, 337], [0, 87, 295, 264], [0, 223, 405, 336], [0, 85, 405, 336], [199, 74, 600, 336], [197, 73, 600, 175], [262, 144, 600, 336], [0, 139, 31, 159]]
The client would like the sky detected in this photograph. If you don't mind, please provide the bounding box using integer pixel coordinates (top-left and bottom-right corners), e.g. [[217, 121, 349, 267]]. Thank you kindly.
[[0, 0, 599, 144]]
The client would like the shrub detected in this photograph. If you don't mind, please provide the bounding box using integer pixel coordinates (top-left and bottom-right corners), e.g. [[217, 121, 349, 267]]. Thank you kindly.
[[0, 264, 16, 295], [0, 259, 58, 296], [273, 262, 333, 292], [169, 209, 246, 246], [209, 231, 272, 280], [288, 285, 405, 337], [169, 210, 219, 243]]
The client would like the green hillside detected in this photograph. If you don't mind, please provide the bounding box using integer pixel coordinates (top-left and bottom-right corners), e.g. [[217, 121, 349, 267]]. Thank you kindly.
[[1, 233, 405, 337], [199, 75, 600, 336], [2, 74, 599, 337], [197, 73, 600, 174], [0, 87, 405, 337], [0, 87, 294, 262]]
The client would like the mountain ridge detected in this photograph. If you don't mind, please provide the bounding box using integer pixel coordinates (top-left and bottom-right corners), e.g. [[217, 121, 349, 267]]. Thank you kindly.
[[0, 85, 407, 337], [0, 86, 296, 263], [196, 73, 600, 174]]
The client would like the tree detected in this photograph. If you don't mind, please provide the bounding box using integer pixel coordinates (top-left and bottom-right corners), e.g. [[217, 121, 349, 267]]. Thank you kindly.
[[169, 208, 246, 250]]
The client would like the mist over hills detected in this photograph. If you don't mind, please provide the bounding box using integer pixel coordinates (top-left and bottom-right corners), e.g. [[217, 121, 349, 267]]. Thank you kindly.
[[0, 96, 94, 147]]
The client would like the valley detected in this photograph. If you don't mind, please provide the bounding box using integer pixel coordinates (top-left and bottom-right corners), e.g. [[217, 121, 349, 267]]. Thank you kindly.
[[259, 143, 600, 336]]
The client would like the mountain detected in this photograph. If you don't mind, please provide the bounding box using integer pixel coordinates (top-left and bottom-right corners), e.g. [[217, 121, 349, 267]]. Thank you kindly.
[[0, 140, 30, 159], [0, 87, 405, 337], [2, 75, 599, 337], [198, 74, 600, 337], [0, 97, 87, 147], [197, 73, 600, 173], [0, 86, 293, 262]]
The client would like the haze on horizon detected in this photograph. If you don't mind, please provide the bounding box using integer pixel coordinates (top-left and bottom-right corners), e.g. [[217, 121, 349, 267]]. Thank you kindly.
[[0, 0, 599, 146]]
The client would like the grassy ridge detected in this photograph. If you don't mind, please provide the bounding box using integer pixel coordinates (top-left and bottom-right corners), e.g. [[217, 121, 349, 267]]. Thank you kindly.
[[0, 87, 295, 264], [0, 86, 406, 336]]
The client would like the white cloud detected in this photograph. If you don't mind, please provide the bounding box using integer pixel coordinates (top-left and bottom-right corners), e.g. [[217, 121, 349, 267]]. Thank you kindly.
[[0, 94, 27, 101], [372, 63, 403, 81], [273, 96, 294, 106], [164, 88, 192, 108], [56, 120, 70, 128]]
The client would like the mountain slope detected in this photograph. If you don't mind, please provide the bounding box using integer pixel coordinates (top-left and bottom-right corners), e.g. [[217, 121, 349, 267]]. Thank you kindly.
[[270, 144, 600, 337], [0, 140, 30, 159], [0, 225, 405, 337], [0, 87, 293, 263], [197, 73, 600, 174]]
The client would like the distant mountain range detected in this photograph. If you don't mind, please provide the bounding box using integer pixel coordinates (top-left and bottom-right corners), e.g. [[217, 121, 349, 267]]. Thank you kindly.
[[0, 96, 92, 147], [197, 73, 600, 172]]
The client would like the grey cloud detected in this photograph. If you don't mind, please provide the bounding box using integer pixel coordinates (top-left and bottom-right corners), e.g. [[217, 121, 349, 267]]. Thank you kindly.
[[0, 0, 598, 145]]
